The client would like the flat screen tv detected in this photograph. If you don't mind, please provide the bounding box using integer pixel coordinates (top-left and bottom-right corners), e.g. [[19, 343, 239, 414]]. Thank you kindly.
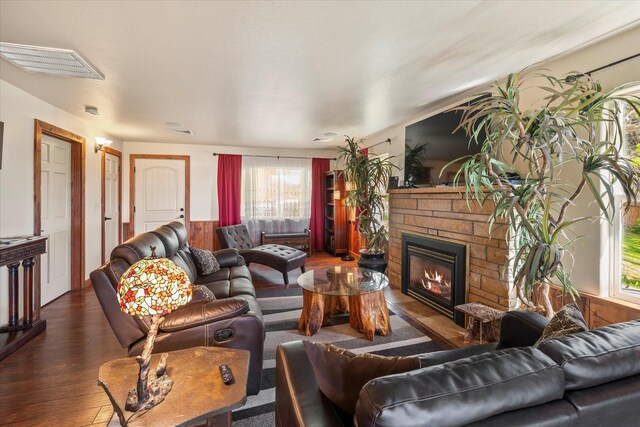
[[404, 97, 485, 186]]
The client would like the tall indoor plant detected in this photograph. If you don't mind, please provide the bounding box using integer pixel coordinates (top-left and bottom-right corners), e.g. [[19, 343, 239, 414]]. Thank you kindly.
[[338, 136, 397, 272], [404, 142, 428, 186], [451, 71, 640, 318]]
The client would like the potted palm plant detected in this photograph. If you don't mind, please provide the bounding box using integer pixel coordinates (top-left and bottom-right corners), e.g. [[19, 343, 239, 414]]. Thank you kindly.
[[338, 136, 397, 273], [404, 142, 429, 186], [451, 71, 640, 318]]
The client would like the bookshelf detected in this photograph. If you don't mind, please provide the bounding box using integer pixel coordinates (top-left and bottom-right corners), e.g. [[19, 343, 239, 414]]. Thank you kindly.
[[323, 170, 347, 256]]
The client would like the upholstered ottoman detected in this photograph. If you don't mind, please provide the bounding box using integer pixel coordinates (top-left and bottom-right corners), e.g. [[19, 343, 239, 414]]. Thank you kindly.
[[244, 244, 307, 284], [216, 224, 308, 284]]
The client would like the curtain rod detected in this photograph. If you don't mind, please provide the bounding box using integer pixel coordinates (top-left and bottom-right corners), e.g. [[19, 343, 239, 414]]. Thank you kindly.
[[586, 52, 640, 76], [212, 153, 336, 160], [366, 138, 392, 150]]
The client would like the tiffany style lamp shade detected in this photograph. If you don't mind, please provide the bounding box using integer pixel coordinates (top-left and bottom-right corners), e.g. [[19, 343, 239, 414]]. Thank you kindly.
[[117, 246, 192, 412]]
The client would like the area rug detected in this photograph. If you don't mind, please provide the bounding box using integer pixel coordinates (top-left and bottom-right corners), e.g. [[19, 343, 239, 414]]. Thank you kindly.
[[232, 285, 445, 426]]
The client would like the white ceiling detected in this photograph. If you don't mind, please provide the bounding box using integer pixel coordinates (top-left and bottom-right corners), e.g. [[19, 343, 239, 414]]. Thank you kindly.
[[0, 1, 639, 149]]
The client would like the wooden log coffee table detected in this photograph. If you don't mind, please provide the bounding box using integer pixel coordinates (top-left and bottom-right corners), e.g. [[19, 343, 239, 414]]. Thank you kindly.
[[298, 266, 390, 341]]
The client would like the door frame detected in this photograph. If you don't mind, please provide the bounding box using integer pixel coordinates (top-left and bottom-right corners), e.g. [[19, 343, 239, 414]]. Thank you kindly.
[[129, 154, 190, 235], [34, 119, 86, 292], [101, 147, 123, 264]]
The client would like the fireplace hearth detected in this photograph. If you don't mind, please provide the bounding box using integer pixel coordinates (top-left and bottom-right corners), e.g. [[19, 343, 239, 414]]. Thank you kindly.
[[401, 233, 467, 326]]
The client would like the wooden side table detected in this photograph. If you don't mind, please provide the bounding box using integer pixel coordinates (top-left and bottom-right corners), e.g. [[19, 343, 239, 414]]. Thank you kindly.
[[455, 302, 504, 343], [98, 347, 249, 427]]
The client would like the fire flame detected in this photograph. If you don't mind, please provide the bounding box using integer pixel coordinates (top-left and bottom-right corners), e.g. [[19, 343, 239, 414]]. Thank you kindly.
[[420, 268, 451, 296]]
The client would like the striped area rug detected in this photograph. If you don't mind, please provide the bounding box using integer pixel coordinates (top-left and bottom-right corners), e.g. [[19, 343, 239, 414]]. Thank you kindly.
[[232, 285, 444, 426]]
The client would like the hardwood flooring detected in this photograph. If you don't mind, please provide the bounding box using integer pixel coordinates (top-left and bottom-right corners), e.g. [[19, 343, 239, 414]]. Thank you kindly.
[[0, 252, 467, 426]]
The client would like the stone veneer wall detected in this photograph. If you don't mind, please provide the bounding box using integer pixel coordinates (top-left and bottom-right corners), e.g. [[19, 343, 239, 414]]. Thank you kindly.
[[387, 187, 517, 311]]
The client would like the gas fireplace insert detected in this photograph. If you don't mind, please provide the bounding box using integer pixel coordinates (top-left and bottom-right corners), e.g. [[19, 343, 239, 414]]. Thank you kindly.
[[401, 233, 467, 326]]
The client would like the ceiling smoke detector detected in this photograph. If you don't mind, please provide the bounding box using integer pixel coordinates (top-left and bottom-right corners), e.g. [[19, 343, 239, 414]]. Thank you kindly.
[[0, 42, 104, 80]]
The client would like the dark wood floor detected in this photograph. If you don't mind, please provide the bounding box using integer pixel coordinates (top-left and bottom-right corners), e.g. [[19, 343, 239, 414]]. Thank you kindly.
[[0, 252, 465, 426]]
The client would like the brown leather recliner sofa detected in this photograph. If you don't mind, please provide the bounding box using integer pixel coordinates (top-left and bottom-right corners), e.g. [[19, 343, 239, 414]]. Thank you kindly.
[[90, 221, 265, 395], [276, 311, 640, 426]]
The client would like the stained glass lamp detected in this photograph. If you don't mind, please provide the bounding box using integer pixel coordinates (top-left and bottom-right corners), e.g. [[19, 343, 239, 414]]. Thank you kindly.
[[117, 246, 192, 412]]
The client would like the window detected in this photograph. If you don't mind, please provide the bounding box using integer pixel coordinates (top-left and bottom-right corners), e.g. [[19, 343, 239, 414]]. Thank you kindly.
[[611, 90, 640, 303], [241, 156, 312, 242]]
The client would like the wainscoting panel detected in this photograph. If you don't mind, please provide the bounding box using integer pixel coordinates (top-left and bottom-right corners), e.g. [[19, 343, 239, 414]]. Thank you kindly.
[[122, 220, 220, 252], [122, 222, 132, 240], [548, 286, 640, 329], [189, 220, 221, 252]]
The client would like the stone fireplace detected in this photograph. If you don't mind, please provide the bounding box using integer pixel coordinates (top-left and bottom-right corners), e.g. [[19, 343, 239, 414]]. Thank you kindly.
[[388, 187, 517, 318], [401, 233, 467, 326]]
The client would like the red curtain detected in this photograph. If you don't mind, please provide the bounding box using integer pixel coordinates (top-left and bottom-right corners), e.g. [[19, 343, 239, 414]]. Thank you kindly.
[[217, 154, 242, 227], [310, 158, 330, 251]]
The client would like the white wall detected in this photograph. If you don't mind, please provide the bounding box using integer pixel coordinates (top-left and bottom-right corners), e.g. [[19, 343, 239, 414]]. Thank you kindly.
[[364, 26, 640, 296], [122, 141, 337, 221], [0, 79, 122, 322]]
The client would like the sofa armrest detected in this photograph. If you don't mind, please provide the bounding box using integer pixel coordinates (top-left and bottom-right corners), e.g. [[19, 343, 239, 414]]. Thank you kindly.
[[213, 248, 243, 268], [160, 298, 249, 332], [497, 310, 549, 349], [276, 341, 349, 427]]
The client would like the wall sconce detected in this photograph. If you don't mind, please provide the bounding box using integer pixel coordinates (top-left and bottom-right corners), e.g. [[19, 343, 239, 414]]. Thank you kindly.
[[95, 137, 112, 153], [333, 190, 341, 200]]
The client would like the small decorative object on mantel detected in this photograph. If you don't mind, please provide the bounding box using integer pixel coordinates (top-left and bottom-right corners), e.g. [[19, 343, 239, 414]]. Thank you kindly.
[[115, 246, 192, 413]]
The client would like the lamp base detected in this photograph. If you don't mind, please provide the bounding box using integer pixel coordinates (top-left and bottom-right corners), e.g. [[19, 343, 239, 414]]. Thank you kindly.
[[125, 353, 174, 412], [341, 253, 355, 261]]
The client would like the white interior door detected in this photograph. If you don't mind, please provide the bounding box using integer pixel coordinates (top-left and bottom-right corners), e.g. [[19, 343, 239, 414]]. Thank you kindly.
[[41, 134, 72, 304], [104, 152, 120, 259], [134, 158, 186, 234]]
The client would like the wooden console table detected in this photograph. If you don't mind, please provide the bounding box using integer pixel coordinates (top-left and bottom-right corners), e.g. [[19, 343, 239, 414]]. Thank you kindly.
[[0, 236, 47, 361]]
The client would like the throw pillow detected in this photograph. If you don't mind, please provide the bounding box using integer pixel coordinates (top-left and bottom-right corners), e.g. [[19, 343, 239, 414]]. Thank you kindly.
[[189, 285, 216, 304], [190, 247, 220, 276], [303, 341, 420, 416], [536, 302, 588, 344]]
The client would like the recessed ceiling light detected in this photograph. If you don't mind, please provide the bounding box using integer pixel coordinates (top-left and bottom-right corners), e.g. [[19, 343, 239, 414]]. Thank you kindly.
[[85, 106, 99, 115], [313, 137, 333, 142], [0, 42, 104, 80], [164, 121, 182, 128], [324, 132, 338, 137]]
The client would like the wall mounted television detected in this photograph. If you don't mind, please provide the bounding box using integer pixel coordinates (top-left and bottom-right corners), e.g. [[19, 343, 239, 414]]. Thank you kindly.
[[404, 97, 486, 186]]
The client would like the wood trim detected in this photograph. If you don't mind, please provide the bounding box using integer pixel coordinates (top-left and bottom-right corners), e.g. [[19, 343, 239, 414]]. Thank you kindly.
[[34, 120, 86, 292], [101, 147, 122, 264], [129, 154, 190, 235], [122, 222, 132, 240]]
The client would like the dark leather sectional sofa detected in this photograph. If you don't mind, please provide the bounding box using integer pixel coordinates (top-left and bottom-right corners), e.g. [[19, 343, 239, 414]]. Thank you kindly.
[[276, 310, 640, 426], [90, 221, 265, 395]]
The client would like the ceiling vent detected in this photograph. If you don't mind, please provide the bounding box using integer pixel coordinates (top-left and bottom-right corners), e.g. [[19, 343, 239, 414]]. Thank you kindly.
[[168, 128, 193, 135], [0, 42, 104, 80]]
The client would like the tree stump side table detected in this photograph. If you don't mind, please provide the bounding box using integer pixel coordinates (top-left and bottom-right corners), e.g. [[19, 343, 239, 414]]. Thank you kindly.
[[455, 302, 504, 343]]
